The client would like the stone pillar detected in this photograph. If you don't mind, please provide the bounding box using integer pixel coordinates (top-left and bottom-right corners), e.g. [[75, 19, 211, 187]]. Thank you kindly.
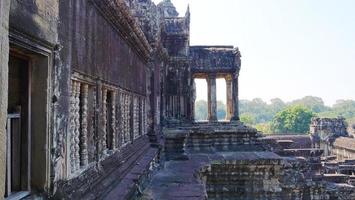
[[225, 76, 233, 120], [207, 74, 217, 122], [0, 0, 10, 197], [230, 73, 240, 121]]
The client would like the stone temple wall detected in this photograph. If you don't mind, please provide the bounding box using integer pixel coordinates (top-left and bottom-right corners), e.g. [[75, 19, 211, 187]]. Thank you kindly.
[[310, 117, 348, 156], [6, 0, 60, 195], [1, 0, 156, 198], [310, 117, 348, 141], [54, 0, 153, 198], [200, 153, 329, 200]]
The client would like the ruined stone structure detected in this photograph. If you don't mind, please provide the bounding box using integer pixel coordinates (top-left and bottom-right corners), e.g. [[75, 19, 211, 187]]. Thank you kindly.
[[1, 0, 355, 199], [190, 46, 241, 122], [310, 117, 349, 156]]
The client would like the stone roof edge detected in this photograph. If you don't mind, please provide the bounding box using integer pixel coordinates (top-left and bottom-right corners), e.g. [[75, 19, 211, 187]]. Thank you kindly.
[[190, 46, 241, 57], [334, 137, 355, 151], [91, 0, 152, 62], [190, 45, 235, 49]]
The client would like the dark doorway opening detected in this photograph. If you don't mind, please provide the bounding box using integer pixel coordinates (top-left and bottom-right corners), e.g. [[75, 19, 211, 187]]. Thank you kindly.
[[6, 54, 31, 198]]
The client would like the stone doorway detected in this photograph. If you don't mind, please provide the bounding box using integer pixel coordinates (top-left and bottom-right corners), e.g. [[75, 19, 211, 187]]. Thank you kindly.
[[5, 54, 31, 198], [4, 40, 52, 198]]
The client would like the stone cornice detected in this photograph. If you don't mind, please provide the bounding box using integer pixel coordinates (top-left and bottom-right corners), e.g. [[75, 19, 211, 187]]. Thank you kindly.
[[90, 0, 152, 62]]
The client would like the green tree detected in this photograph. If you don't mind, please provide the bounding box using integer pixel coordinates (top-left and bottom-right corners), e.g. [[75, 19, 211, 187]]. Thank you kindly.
[[271, 105, 314, 134], [240, 113, 256, 126], [194, 100, 207, 121], [319, 100, 355, 119], [290, 96, 329, 113], [255, 123, 272, 134], [270, 98, 286, 113], [240, 98, 272, 123], [217, 101, 226, 120]]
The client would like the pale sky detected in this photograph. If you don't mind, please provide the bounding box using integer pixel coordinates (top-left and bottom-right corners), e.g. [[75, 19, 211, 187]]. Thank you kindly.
[[153, 0, 355, 106]]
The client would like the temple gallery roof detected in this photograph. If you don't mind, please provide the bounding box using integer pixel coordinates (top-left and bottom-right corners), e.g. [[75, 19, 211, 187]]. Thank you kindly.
[[190, 46, 241, 74]]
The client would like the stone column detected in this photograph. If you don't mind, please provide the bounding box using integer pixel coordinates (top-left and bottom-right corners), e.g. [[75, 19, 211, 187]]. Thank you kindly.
[[207, 74, 217, 122], [0, 0, 10, 197], [225, 76, 233, 120], [230, 73, 240, 121]]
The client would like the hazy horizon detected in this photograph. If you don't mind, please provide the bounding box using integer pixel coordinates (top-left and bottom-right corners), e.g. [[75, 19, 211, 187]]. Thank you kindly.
[[153, 0, 355, 106]]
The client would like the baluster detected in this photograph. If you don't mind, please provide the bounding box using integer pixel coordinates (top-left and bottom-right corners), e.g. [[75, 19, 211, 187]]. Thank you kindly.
[[134, 97, 139, 139], [127, 95, 132, 142], [111, 91, 117, 150], [102, 88, 108, 152], [80, 84, 89, 166], [92, 88, 97, 162], [119, 92, 124, 145], [74, 82, 81, 171], [70, 81, 77, 173]]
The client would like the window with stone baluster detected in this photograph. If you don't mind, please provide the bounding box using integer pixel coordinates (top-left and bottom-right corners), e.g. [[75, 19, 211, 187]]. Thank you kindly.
[[69, 79, 96, 174]]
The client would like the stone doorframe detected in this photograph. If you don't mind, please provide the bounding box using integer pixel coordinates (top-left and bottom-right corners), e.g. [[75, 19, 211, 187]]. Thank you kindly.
[[192, 73, 239, 123], [5, 29, 55, 196], [0, 0, 11, 197]]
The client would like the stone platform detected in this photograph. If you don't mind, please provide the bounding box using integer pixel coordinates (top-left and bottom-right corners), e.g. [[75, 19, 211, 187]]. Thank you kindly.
[[140, 150, 338, 200], [138, 123, 355, 200], [140, 151, 282, 200], [164, 123, 264, 160]]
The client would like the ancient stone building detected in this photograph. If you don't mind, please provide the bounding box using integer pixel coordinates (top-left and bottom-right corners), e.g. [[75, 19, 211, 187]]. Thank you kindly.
[[1, 0, 155, 199], [310, 117, 349, 156], [1, 0, 355, 199]]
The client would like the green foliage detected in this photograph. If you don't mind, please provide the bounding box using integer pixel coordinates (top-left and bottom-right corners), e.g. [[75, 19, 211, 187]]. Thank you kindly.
[[194, 97, 355, 135], [194, 100, 226, 121], [194, 100, 207, 121], [271, 105, 315, 134], [290, 96, 329, 113], [217, 101, 226, 120], [255, 123, 272, 134], [240, 98, 275, 123], [318, 100, 355, 119], [240, 113, 256, 126]]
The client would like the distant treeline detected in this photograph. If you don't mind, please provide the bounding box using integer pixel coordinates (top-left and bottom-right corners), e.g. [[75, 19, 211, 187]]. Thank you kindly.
[[195, 96, 355, 134]]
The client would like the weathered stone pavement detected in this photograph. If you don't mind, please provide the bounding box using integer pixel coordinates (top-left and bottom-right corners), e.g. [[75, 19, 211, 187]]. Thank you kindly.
[[140, 152, 281, 200]]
